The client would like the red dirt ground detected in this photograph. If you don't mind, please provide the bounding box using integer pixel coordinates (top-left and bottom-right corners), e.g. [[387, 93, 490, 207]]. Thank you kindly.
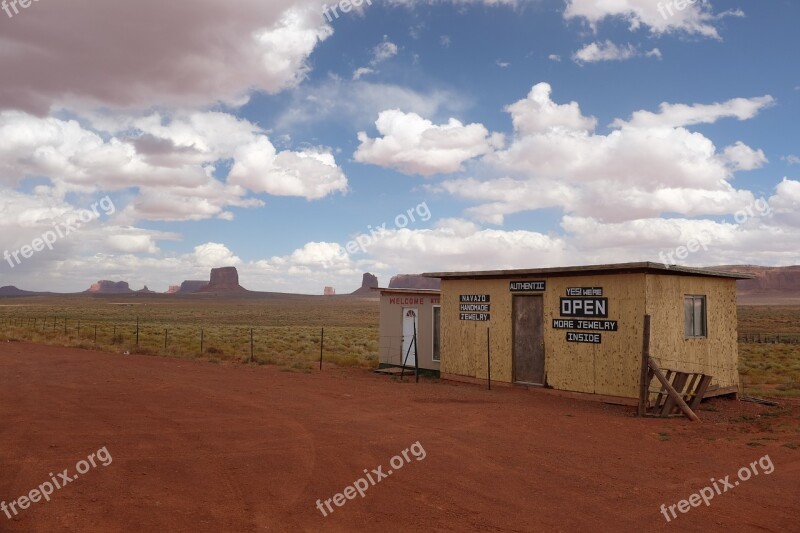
[[1, 342, 798, 532]]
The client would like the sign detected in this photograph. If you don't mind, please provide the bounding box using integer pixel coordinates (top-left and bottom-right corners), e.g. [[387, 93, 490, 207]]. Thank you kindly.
[[510, 281, 546, 292], [560, 298, 609, 318], [460, 303, 490, 313], [460, 294, 490, 321], [460, 294, 490, 303], [566, 287, 603, 297], [460, 313, 490, 321], [566, 332, 602, 344], [552, 319, 618, 331]]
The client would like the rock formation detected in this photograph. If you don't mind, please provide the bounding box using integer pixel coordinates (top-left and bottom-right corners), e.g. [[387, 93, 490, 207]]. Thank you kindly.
[[324, 286, 336, 295], [389, 274, 441, 290], [197, 266, 247, 292], [86, 281, 133, 294], [136, 286, 155, 294], [350, 273, 379, 296], [176, 280, 208, 294]]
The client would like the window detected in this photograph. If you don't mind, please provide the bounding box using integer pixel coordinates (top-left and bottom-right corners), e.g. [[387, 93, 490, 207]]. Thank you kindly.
[[684, 296, 707, 338], [432, 306, 441, 361]]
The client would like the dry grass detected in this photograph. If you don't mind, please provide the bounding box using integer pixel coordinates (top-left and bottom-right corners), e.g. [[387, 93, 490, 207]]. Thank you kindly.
[[0, 294, 379, 370], [2, 297, 800, 397]]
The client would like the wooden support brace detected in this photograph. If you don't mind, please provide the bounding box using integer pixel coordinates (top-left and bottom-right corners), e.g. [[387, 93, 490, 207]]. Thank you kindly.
[[648, 358, 700, 422]]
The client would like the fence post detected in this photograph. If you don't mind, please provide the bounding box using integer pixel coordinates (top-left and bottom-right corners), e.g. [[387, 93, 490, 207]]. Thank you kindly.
[[319, 327, 324, 370], [638, 315, 652, 417], [136, 317, 139, 347], [487, 327, 491, 390], [200, 329, 204, 355], [164, 329, 168, 350], [250, 328, 254, 363], [64, 317, 67, 335], [94, 325, 97, 344]]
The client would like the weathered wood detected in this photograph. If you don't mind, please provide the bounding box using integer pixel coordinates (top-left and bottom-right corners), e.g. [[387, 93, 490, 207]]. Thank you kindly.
[[661, 372, 689, 416], [648, 358, 700, 422], [654, 369, 674, 411], [638, 315, 651, 416], [688, 375, 713, 410]]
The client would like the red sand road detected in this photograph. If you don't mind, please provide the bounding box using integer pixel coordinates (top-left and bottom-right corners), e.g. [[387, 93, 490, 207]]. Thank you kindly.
[[1, 342, 798, 532]]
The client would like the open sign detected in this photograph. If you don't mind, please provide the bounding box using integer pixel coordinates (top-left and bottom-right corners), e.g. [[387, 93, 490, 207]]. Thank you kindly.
[[560, 298, 609, 318]]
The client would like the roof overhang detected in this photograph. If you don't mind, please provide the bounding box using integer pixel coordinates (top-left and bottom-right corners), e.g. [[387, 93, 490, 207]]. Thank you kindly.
[[422, 262, 754, 281]]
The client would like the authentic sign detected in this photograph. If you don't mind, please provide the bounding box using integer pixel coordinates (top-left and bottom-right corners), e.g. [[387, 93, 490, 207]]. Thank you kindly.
[[510, 281, 546, 292], [560, 298, 609, 318], [552, 319, 618, 331], [566, 332, 602, 344]]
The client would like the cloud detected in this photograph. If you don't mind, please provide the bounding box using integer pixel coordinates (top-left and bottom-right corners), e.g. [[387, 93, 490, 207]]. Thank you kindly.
[[0, 109, 347, 221], [353, 67, 376, 80], [722, 142, 768, 172], [0, 1, 333, 114], [441, 83, 773, 224], [228, 141, 348, 200], [548, 54, 562, 62], [354, 110, 504, 176], [613, 95, 775, 128], [782, 155, 800, 165], [573, 41, 638, 64], [193, 243, 241, 267], [564, 0, 743, 40], [504, 82, 597, 135], [371, 38, 399, 65], [274, 78, 468, 131]]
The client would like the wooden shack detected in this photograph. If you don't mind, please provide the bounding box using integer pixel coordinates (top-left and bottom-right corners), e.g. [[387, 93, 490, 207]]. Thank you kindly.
[[422, 262, 749, 404], [376, 288, 441, 372]]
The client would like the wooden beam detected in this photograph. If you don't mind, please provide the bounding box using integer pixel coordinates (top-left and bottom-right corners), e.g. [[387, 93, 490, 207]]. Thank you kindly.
[[648, 358, 700, 422], [689, 375, 713, 411], [638, 315, 651, 417]]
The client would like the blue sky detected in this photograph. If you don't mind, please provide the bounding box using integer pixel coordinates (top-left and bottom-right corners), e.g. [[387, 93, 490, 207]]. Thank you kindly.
[[0, 0, 797, 293]]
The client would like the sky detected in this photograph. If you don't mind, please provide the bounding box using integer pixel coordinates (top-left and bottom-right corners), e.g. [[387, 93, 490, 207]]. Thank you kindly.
[[0, 0, 798, 293]]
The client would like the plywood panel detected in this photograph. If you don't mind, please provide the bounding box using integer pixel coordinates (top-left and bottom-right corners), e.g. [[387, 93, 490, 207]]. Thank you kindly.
[[440, 279, 513, 382], [543, 274, 645, 396], [645, 275, 739, 393]]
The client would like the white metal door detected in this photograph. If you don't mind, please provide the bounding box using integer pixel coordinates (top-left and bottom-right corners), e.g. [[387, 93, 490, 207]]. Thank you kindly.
[[402, 308, 418, 367]]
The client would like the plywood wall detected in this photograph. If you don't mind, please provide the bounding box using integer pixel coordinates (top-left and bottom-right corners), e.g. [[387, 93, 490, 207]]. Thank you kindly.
[[440, 279, 513, 382], [440, 272, 739, 399], [441, 274, 647, 397], [645, 275, 739, 392], [544, 274, 646, 397]]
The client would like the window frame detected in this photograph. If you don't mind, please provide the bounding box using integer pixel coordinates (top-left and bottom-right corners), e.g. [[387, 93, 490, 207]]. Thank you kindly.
[[684, 295, 707, 339]]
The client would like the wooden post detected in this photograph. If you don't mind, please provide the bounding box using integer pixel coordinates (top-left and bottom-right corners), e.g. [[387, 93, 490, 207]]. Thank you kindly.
[[638, 315, 651, 417], [136, 317, 139, 346], [250, 328, 254, 363], [200, 329, 204, 355], [319, 328, 324, 370], [113, 325, 116, 343], [164, 329, 168, 350], [94, 325, 97, 343], [414, 321, 419, 383], [64, 317, 67, 335], [77, 320, 81, 337], [487, 327, 491, 390]]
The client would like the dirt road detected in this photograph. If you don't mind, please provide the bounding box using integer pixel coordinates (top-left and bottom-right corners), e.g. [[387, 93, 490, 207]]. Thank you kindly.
[[1, 342, 798, 532]]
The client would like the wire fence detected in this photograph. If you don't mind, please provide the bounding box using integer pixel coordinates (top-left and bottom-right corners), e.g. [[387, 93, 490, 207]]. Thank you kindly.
[[738, 333, 800, 345], [0, 316, 378, 369]]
